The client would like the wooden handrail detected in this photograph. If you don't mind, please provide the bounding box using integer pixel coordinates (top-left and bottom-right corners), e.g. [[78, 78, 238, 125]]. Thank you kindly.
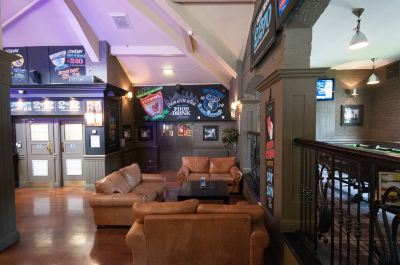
[[294, 138, 400, 164]]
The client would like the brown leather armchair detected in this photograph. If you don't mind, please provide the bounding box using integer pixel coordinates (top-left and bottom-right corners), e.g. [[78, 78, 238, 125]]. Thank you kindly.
[[126, 200, 269, 265], [177, 156, 242, 193]]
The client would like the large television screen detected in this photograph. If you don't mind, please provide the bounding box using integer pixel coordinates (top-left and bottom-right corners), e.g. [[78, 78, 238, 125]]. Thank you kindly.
[[316, 79, 334, 101]]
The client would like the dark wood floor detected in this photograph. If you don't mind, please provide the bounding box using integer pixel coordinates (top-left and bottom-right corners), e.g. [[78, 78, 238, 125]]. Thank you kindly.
[[0, 171, 245, 265]]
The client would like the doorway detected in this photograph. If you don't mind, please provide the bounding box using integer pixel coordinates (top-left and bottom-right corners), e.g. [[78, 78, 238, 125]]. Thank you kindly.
[[15, 117, 85, 187]]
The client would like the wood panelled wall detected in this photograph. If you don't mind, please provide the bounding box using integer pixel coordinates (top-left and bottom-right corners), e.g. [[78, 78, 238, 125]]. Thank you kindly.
[[316, 67, 400, 143]]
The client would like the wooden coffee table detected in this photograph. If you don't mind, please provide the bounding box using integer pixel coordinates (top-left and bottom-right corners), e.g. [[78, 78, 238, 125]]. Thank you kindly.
[[177, 181, 230, 204]]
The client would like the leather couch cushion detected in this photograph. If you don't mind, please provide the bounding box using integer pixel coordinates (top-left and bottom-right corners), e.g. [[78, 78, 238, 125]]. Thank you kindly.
[[188, 173, 210, 181], [144, 214, 250, 265], [132, 183, 165, 198], [197, 204, 264, 223], [209, 157, 236, 173], [209, 173, 234, 184], [119, 163, 142, 189], [182, 156, 209, 173], [133, 199, 199, 224], [95, 171, 131, 194], [112, 193, 151, 206]]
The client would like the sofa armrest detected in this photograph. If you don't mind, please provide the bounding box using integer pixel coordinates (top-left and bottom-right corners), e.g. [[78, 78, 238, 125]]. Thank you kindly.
[[177, 166, 189, 183], [250, 221, 270, 265], [230, 166, 243, 182], [142, 173, 165, 184], [126, 222, 147, 265], [88, 193, 114, 207]]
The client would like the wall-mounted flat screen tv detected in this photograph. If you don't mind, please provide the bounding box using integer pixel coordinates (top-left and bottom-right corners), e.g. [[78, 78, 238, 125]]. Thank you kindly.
[[316, 79, 334, 101]]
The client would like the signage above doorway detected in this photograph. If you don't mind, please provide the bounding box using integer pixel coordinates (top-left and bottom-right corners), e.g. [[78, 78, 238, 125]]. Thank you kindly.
[[250, 0, 277, 69]]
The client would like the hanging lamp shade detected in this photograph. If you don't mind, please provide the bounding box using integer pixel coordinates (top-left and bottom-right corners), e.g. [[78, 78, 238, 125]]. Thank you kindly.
[[367, 58, 380, 85], [367, 72, 380, 85], [349, 31, 369, 50]]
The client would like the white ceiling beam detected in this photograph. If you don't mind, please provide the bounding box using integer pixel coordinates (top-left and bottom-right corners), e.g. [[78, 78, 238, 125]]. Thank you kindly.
[[111, 45, 184, 56], [154, 0, 237, 78], [127, 0, 230, 87], [2, 0, 42, 30], [54, 0, 99, 62], [172, 0, 255, 3]]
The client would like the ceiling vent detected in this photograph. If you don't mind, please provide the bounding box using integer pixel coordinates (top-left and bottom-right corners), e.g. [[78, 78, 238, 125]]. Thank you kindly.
[[110, 13, 132, 29], [386, 62, 400, 80]]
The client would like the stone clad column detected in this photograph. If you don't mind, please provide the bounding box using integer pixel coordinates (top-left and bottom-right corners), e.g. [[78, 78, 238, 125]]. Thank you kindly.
[[0, 50, 19, 251]]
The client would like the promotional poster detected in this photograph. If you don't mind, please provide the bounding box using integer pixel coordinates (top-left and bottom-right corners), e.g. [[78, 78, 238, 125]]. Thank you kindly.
[[134, 84, 230, 122], [265, 100, 275, 214], [49, 46, 86, 83], [4, 47, 29, 84]]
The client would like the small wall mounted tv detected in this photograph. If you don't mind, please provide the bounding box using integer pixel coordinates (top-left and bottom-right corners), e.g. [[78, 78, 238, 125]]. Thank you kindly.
[[316, 79, 335, 101]]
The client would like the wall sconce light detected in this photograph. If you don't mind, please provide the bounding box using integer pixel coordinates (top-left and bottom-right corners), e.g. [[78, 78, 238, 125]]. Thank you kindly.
[[230, 101, 237, 118], [351, 88, 359, 97], [126, 91, 133, 100]]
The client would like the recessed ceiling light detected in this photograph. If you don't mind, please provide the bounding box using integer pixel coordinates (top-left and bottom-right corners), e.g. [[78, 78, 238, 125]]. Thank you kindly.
[[163, 69, 174, 76]]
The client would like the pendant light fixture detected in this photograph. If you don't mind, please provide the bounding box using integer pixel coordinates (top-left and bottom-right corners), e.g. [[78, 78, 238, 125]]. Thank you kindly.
[[349, 8, 369, 50], [367, 58, 380, 85]]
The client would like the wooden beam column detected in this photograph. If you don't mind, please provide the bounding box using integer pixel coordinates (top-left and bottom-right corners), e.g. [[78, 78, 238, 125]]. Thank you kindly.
[[0, 51, 19, 251]]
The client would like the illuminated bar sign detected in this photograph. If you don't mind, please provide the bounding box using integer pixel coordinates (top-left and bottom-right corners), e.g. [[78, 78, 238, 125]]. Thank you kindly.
[[134, 84, 230, 122], [10, 99, 84, 115], [250, 0, 276, 69], [276, 0, 299, 29]]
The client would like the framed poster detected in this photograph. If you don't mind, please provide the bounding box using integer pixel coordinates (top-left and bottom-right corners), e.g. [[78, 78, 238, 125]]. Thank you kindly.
[[123, 125, 132, 141], [379, 172, 400, 206], [178, 124, 192, 137], [203, 125, 219, 141], [341, 105, 363, 126], [85, 100, 103, 126], [265, 100, 275, 214], [138, 125, 154, 142], [250, 0, 276, 69]]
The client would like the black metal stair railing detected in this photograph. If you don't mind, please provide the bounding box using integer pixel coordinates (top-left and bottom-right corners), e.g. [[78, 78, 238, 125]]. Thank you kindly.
[[294, 139, 400, 265]]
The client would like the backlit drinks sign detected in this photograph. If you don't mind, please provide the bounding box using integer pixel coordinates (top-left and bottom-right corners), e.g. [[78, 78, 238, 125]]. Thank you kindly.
[[276, 0, 298, 29], [253, 0, 273, 52], [250, 0, 276, 69]]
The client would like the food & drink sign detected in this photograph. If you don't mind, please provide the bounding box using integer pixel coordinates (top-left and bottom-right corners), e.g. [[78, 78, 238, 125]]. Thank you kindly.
[[135, 84, 230, 121]]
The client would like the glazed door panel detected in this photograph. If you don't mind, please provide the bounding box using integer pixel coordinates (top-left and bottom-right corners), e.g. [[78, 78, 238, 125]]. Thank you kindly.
[[61, 120, 85, 186], [26, 120, 56, 186]]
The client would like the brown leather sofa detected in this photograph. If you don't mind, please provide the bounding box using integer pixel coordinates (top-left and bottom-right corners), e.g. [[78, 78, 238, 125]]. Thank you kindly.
[[126, 199, 269, 265], [89, 163, 166, 226], [177, 156, 242, 193]]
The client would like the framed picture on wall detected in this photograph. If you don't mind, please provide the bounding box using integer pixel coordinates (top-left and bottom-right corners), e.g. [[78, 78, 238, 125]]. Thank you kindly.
[[341, 105, 363, 126], [138, 125, 153, 142], [203, 125, 219, 141], [123, 125, 132, 141]]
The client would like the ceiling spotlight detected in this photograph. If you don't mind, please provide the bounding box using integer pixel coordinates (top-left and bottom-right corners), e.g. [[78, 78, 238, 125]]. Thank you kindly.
[[349, 8, 369, 50], [367, 58, 380, 85], [163, 69, 174, 76]]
